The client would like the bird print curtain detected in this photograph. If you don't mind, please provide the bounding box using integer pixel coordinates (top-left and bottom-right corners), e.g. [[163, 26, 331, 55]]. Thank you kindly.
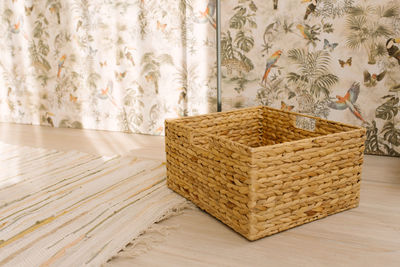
[[0, 0, 399, 157], [0, 0, 213, 135]]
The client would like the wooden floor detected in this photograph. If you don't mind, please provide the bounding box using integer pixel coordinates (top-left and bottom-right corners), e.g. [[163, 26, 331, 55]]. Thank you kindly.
[[1, 122, 399, 267]]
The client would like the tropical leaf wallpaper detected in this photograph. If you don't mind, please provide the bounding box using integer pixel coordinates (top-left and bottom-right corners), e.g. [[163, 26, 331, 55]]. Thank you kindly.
[[0, 0, 399, 157], [217, 0, 400, 157]]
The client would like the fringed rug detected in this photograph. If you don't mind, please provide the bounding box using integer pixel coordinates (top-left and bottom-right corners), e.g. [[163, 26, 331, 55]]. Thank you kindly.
[[0, 142, 186, 266]]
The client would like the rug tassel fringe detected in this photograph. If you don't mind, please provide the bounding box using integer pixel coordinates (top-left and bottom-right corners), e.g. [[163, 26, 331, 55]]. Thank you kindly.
[[105, 200, 196, 264]]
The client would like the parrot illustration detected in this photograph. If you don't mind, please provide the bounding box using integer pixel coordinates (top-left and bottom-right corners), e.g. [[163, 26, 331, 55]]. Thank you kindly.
[[57, 55, 66, 78], [10, 16, 23, 34], [304, 0, 317, 20], [363, 70, 386, 87], [98, 81, 113, 100], [296, 24, 312, 40], [195, 0, 216, 29], [386, 38, 400, 65], [261, 50, 282, 85], [328, 83, 365, 123], [97, 81, 119, 108]]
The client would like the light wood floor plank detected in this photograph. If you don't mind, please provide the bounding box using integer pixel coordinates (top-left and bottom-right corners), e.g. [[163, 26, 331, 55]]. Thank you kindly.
[[1, 122, 399, 266]]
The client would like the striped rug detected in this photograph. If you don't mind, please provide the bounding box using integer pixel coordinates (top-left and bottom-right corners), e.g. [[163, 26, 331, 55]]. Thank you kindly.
[[0, 142, 186, 266]]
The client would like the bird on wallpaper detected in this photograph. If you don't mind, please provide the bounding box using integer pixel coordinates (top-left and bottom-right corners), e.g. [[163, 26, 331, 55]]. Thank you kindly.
[[196, 0, 217, 29], [304, 0, 318, 20], [125, 51, 135, 66], [363, 70, 386, 87], [281, 101, 294, 111], [97, 81, 119, 108], [98, 81, 113, 100], [386, 38, 400, 65], [49, 4, 61, 24], [47, 117, 54, 127], [261, 50, 282, 85], [328, 83, 365, 123], [57, 55, 66, 78], [10, 16, 23, 34], [45, 112, 55, 127], [296, 24, 312, 40]]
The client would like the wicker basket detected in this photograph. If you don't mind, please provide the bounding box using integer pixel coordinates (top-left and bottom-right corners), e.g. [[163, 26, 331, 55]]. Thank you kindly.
[[165, 106, 366, 241]]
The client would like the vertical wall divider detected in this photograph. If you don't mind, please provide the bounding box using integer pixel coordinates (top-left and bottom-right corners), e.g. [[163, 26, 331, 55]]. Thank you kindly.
[[216, 0, 222, 112]]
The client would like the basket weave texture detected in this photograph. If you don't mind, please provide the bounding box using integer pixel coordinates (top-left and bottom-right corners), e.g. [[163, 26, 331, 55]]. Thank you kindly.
[[165, 106, 366, 241]]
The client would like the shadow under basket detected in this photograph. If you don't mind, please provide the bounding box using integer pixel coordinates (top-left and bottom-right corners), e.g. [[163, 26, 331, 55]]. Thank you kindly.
[[165, 106, 366, 241]]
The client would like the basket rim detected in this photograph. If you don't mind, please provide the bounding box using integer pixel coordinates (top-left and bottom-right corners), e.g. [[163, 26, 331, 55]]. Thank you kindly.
[[166, 106, 362, 130], [165, 106, 366, 153], [173, 123, 365, 154]]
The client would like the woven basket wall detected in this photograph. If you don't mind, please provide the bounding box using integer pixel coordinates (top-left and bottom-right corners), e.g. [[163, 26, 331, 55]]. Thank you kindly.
[[165, 106, 366, 241]]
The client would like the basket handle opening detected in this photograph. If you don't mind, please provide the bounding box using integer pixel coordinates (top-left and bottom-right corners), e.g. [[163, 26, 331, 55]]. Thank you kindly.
[[293, 115, 316, 132]]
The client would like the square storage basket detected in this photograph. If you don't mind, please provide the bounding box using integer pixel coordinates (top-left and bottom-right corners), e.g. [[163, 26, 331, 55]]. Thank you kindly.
[[165, 106, 366, 241]]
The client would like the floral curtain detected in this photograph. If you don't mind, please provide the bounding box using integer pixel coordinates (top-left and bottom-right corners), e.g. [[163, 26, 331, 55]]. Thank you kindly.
[[0, 0, 213, 135]]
